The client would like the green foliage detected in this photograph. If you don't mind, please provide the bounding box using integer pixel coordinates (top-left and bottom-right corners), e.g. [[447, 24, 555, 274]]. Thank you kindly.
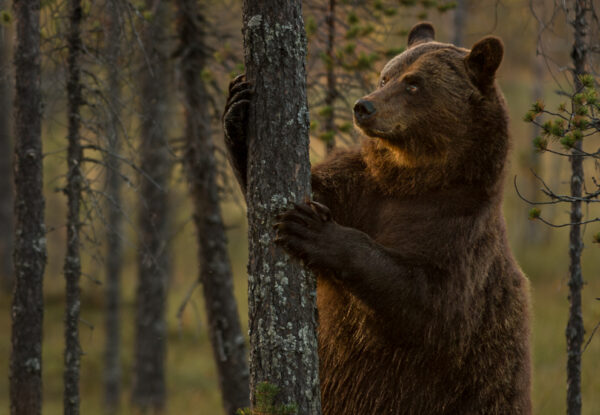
[[305, 16, 317, 38], [385, 47, 406, 58], [593, 232, 600, 244], [142, 10, 154, 21], [318, 106, 333, 118], [347, 11, 358, 25], [437, 1, 457, 12], [319, 131, 335, 144], [201, 69, 213, 82], [526, 75, 598, 154], [236, 383, 297, 415], [529, 208, 541, 220], [532, 135, 548, 151], [338, 122, 353, 133], [0, 10, 12, 25], [579, 74, 595, 88]]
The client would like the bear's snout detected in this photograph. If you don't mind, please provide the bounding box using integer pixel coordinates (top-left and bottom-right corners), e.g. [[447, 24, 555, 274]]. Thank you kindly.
[[353, 99, 376, 123]]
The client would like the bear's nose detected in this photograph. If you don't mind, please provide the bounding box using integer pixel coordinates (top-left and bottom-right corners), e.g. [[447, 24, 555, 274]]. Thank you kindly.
[[353, 99, 376, 121]]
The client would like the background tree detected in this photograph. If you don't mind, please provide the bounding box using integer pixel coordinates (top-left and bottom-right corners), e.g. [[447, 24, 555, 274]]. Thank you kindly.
[[102, 0, 124, 409], [0, 0, 13, 293], [242, 0, 321, 412], [452, 0, 466, 46], [522, 1, 599, 414], [63, 0, 84, 410], [9, 0, 46, 412], [175, 2, 250, 414], [132, 0, 172, 410]]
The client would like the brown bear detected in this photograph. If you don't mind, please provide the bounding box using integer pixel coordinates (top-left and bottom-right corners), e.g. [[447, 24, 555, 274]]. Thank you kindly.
[[223, 22, 531, 415]]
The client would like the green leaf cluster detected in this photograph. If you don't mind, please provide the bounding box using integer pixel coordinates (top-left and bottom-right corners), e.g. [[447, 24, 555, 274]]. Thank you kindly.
[[236, 382, 297, 415], [526, 74, 598, 151], [528, 208, 541, 220], [0, 10, 12, 25]]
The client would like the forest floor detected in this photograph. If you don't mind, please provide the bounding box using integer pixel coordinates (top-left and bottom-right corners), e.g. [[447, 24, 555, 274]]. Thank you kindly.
[[1, 237, 600, 414]]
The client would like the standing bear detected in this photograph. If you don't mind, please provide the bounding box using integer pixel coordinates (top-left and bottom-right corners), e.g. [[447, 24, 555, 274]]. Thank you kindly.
[[224, 22, 531, 415]]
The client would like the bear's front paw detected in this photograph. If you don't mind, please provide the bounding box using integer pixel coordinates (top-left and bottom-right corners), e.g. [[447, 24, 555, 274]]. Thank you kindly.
[[223, 74, 253, 149], [274, 200, 340, 270]]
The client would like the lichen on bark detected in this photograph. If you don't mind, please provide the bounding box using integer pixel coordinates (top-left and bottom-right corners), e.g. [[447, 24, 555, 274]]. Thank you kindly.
[[242, 1, 321, 413]]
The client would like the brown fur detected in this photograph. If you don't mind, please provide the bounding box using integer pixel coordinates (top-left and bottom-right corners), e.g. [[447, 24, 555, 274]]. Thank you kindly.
[[223, 22, 531, 415]]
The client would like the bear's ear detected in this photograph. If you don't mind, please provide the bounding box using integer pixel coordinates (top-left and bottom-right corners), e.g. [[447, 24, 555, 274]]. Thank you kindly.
[[407, 22, 435, 48], [465, 36, 503, 91]]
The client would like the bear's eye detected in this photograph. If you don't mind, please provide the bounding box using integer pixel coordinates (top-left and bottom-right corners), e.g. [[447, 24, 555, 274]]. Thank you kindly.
[[406, 84, 419, 94], [379, 77, 388, 88]]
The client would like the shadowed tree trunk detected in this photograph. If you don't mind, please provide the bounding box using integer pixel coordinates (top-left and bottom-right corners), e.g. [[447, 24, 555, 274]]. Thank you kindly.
[[63, 0, 84, 411], [566, 2, 588, 414], [9, 0, 46, 411], [103, 0, 123, 410], [132, 0, 171, 410], [175, 5, 250, 414], [242, 1, 321, 413], [0, 0, 14, 292], [452, 0, 466, 47], [323, 0, 336, 153]]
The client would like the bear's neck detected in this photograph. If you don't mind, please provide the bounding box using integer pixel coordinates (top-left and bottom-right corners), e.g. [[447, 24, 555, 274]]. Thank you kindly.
[[361, 138, 505, 197]]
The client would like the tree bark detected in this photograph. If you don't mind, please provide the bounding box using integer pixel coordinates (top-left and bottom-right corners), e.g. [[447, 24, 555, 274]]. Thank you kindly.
[[103, 0, 123, 410], [0, 0, 14, 292], [9, 0, 46, 411], [132, 0, 170, 410], [566, 2, 588, 414], [242, 1, 322, 413], [63, 0, 84, 412], [175, 5, 250, 414]]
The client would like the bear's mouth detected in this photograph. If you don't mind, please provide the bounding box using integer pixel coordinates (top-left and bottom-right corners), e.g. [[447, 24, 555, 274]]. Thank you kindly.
[[354, 122, 395, 140]]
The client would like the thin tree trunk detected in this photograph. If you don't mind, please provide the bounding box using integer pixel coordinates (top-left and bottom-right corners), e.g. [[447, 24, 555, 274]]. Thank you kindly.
[[324, 0, 336, 153], [0, 0, 14, 292], [103, 0, 123, 410], [9, 0, 46, 411], [242, 1, 321, 413], [566, 2, 587, 414], [63, 0, 84, 412], [452, 0, 466, 47], [175, 5, 250, 414], [132, 0, 170, 410]]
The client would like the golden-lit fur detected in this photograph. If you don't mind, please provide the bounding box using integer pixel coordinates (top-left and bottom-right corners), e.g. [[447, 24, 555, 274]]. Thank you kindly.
[[307, 24, 532, 414]]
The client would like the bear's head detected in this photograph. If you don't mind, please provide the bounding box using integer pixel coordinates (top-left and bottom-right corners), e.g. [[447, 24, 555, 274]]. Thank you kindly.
[[354, 22, 508, 184]]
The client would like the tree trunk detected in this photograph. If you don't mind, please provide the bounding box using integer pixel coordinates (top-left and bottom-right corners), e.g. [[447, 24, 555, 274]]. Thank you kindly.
[[103, 0, 123, 410], [566, 2, 588, 414], [175, 5, 250, 414], [0, 0, 14, 292], [132, 0, 170, 410], [324, 0, 336, 153], [242, 1, 322, 413], [63, 0, 84, 411], [452, 0, 466, 47], [9, 0, 46, 411]]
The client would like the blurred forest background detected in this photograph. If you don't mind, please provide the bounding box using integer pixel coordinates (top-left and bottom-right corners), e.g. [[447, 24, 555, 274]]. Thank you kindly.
[[1, 0, 600, 414]]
